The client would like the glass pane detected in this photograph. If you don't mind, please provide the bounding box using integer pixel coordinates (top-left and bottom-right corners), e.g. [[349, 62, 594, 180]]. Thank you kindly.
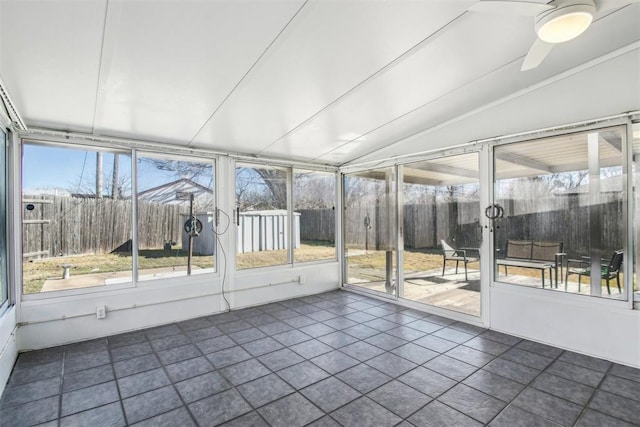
[[22, 143, 132, 294], [494, 127, 625, 299], [293, 169, 336, 263], [137, 155, 215, 280], [402, 153, 481, 316], [344, 168, 396, 296], [236, 163, 289, 269], [0, 130, 7, 307]]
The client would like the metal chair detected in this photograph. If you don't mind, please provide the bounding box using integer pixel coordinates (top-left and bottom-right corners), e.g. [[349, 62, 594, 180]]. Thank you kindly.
[[565, 250, 623, 294], [441, 240, 479, 281]]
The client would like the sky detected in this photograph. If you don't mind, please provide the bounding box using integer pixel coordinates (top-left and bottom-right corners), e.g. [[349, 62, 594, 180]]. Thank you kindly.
[[21, 144, 214, 195]]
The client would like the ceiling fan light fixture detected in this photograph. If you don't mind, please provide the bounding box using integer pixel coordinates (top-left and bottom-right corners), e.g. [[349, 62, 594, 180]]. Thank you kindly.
[[535, 3, 595, 43]]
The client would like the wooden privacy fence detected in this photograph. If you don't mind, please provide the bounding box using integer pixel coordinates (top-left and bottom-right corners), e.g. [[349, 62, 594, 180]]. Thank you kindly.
[[298, 209, 335, 242], [307, 199, 623, 257], [339, 202, 480, 250], [137, 201, 183, 250], [22, 195, 183, 258], [22, 195, 625, 260], [496, 196, 624, 258], [403, 202, 480, 249]]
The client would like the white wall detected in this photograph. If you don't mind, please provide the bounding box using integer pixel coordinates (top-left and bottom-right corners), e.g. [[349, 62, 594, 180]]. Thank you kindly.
[[490, 284, 640, 368], [0, 307, 17, 397], [18, 263, 339, 351]]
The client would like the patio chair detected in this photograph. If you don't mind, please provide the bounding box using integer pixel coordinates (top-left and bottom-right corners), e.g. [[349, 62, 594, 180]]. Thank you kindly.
[[565, 250, 623, 294], [441, 240, 479, 281]]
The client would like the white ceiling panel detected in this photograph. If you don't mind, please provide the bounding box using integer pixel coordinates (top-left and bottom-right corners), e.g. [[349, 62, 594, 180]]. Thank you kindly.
[[314, 63, 524, 164], [326, 3, 640, 165], [190, 0, 473, 153], [0, 0, 638, 166], [262, 10, 535, 161], [92, 0, 304, 144], [0, 1, 107, 132], [350, 48, 640, 165]]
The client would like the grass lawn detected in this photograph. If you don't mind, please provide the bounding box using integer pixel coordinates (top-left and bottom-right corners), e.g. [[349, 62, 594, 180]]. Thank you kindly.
[[23, 242, 337, 294], [346, 248, 444, 271], [22, 243, 632, 295], [23, 249, 215, 294], [346, 248, 629, 292]]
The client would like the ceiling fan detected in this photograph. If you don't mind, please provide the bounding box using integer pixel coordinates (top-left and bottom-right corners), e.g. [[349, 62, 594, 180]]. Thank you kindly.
[[469, 0, 639, 70]]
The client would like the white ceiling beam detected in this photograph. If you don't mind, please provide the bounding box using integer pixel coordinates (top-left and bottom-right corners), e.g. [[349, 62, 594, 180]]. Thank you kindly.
[[495, 151, 552, 173], [549, 156, 622, 173], [407, 162, 478, 179]]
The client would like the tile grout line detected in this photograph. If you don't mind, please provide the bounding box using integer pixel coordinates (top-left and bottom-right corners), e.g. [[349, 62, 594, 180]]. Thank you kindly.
[[56, 348, 65, 427], [195, 298, 624, 424], [571, 362, 620, 427], [384, 329, 521, 425], [143, 327, 201, 426], [207, 336, 275, 425], [236, 316, 330, 425], [2, 300, 468, 424], [299, 314, 474, 423], [4, 291, 639, 427], [105, 337, 131, 427], [182, 310, 289, 426], [482, 344, 569, 426], [406, 335, 500, 423]]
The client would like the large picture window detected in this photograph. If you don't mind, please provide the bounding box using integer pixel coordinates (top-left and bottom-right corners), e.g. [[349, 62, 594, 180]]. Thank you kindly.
[[493, 126, 626, 299], [293, 169, 336, 263], [236, 163, 289, 270], [21, 142, 133, 294], [21, 142, 222, 295], [136, 154, 215, 280]]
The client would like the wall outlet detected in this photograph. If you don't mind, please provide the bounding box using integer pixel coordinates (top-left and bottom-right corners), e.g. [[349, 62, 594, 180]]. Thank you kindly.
[[299, 275, 305, 284], [96, 304, 106, 319]]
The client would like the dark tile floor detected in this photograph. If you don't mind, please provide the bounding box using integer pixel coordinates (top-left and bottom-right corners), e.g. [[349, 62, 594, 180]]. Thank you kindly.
[[1, 290, 639, 426]]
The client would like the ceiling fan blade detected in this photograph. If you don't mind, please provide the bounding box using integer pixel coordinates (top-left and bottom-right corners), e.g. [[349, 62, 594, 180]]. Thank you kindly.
[[521, 38, 554, 70], [468, 0, 555, 15], [597, 0, 640, 12]]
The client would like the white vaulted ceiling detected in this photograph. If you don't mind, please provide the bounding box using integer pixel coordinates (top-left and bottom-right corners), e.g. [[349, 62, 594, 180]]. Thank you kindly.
[[0, 0, 638, 166]]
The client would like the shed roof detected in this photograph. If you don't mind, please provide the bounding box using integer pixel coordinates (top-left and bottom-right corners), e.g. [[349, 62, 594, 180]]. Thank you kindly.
[[138, 178, 213, 205]]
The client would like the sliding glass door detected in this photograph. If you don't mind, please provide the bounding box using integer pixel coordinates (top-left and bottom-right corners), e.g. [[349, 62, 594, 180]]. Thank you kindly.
[[343, 168, 396, 297], [341, 124, 633, 314], [342, 154, 484, 317], [400, 153, 482, 316]]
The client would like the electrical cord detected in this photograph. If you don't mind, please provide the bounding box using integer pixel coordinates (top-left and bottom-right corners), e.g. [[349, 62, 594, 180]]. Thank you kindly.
[[212, 208, 231, 311]]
